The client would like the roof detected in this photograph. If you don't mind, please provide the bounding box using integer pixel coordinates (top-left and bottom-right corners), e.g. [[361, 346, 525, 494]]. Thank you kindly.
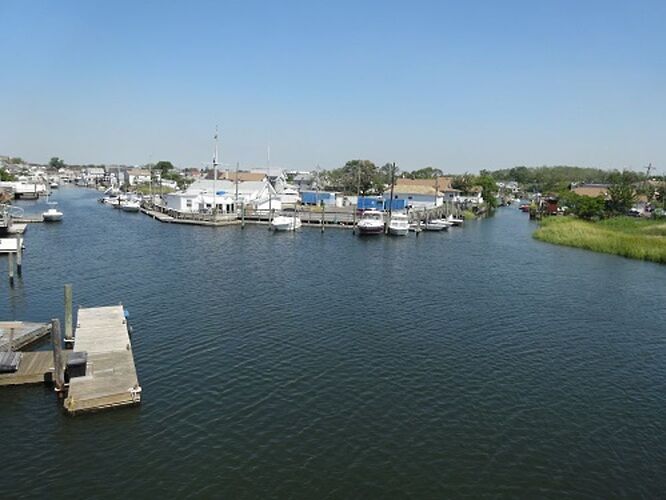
[[206, 171, 267, 182], [187, 179, 272, 195], [392, 185, 438, 195], [572, 184, 609, 197], [396, 176, 455, 191], [127, 168, 150, 176]]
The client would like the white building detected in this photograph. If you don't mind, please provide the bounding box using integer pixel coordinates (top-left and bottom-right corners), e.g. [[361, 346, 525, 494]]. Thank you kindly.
[[124, 168, 152, 186], [163, 179, 278, 214]]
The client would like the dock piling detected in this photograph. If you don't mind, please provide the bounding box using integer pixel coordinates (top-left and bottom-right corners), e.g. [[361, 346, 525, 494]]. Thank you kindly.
[[8, 252, 15, 286], [64, 284, 73, 343], [50, 318, 65, 392], [15, 237, 22, 276]]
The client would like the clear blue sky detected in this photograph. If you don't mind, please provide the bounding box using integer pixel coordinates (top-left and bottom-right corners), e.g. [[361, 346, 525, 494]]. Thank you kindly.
[[1, 0, 664, 173]]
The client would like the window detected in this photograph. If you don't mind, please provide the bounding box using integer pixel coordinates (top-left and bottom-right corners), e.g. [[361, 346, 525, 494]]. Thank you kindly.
[[186, 200, 192, 208]]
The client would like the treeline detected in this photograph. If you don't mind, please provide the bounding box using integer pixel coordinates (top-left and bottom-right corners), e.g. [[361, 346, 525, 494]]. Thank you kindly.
[[488, 165, 646, 193]]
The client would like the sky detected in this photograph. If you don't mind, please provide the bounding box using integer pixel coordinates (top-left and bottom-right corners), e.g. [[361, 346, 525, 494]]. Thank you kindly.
[[1, 0, 665, 174]]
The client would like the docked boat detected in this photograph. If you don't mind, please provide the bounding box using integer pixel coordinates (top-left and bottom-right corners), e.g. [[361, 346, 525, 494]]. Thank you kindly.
[[447, 214, 464, 226], [120, 200, 141, 212], [408, 222, 423, 232], [50, 181, 59, 189], [271, 215, 302, 231], [424, 219, 449, 231], [42, 202, 63, 222], [388, 214, 409, 236], [356, 209, 384, 235]]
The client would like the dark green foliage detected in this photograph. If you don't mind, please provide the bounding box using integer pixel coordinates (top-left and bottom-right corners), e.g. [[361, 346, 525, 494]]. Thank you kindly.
[[322, 160, 382, 194], [476, 174, 498, 209], [489, 165, 644, 193], [0, 168, 17, 181], [154, 161, 175, 177], [451, 173, 474, 193], [404, 166, 443, 179], [558, 191, 606, 220], [49, 157, 66, 169]]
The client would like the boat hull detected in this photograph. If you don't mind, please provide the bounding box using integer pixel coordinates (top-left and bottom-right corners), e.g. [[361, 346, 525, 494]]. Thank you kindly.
[[357, 225, 384, 235], [388, 226, 409, 236], [43, 213, 63, 222]]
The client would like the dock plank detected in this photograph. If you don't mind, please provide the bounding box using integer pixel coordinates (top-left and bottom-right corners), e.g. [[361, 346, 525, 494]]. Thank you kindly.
[[0, 322, 51, 351], [0, 351, 69, 386]]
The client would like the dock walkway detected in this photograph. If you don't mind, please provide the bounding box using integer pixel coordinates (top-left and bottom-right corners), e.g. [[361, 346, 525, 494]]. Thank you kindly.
[[64, 305, 141, 414], [0, 351, 69, 386], [0, 321, 51, 351]]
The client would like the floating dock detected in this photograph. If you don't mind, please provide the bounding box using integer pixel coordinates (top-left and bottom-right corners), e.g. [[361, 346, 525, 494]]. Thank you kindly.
[[0, 351, 69, 386], [0, 321, 51, 351], [64, 305, 141, 414]]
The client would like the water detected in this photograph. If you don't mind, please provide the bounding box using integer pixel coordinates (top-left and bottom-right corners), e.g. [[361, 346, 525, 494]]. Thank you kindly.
[[1, 188, 665, 498]]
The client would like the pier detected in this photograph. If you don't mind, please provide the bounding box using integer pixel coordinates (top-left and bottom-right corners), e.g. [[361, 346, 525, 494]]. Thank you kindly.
[[0, 351, 69, 386], [64, 305, 141, 414], [0, 321, 51, 351]]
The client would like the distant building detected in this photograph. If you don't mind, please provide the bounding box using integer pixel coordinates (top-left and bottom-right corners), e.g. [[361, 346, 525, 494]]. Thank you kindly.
[[163, 178, 277, 214], [205, 170, 267, 182], [124, 168, 152, 186]]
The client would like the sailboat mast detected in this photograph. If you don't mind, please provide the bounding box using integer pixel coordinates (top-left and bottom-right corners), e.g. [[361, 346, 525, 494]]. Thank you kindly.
[[213, 126, 219, 215]]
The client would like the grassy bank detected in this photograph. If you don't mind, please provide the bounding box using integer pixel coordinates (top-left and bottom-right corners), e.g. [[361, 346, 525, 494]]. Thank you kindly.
[[533, 216, 666, 264]]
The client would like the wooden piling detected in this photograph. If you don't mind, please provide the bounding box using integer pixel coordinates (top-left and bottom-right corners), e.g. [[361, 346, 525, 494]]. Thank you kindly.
[[15, 237, 22, 276], [64, 284, 73, 342], [241, 202, 245, 229], [321, 203, 325, 232], [50, 318, 64, 392], [8, 252, 14, 286]]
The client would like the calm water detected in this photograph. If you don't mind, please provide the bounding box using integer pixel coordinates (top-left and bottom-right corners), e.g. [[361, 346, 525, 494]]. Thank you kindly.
[[1, 187, 665, 498]]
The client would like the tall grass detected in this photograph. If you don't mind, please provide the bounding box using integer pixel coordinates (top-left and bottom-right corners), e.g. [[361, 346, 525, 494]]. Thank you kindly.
[[533, 217, 666, 264]]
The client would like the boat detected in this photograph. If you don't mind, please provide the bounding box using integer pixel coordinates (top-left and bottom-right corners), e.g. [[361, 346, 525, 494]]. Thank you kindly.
[[388, 214, 409, 236], [50, 181, 59, 189], [42, 202, 63, 222], [271, 215, 302, 231], [408, 222, 423, 232], [447, 214, 464, 226], [356, 209, 384, 235], [424, 219, 449, 231], [519, 203, 531, 212], [120, 200, 141, 212]]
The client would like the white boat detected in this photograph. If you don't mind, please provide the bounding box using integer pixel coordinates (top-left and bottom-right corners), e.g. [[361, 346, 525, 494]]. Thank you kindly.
[[447, 214, 464, 226], [271, 215, 302, 231], [50, 182, 59, 189], [42, 202, 63, 222], [408, 222, 423, 232], [120, 200, 141, 212], [425, 219, 449, 231], [388, 214, 409, 236], [356, 209, 384, 235]]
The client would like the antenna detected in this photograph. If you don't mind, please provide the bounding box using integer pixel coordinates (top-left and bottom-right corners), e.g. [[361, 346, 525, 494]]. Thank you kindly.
[[213, 126, 219, 216], [267, 144, 271, 175], [645, 162, 653, 178]]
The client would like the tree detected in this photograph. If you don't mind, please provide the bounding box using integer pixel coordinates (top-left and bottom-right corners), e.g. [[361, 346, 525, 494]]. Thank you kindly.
[[0, 168, 16, 181], [379, 163, 400, 187], [407, 166, 443, 179], [49, 157, 65, 169], [607, 170, 636, 215], [475, 174, 498, 209], [154, 161, 175, 178], [451, 173, 474, 193]]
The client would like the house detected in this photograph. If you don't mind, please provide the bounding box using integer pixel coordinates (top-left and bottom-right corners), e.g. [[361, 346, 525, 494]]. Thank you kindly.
[[386, 177, 461, 209], [163, 178, 278, 214], [205, 170, 267, 182], [124, 168, 152, 186]]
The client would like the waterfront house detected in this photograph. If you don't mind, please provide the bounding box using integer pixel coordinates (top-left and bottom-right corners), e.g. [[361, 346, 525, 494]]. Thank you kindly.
[[163, 178, 278, 214], [124, 168, 152, 186]]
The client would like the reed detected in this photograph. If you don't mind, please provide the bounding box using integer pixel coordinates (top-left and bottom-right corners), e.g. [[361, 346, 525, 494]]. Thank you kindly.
[[533, 216, 666, 264]]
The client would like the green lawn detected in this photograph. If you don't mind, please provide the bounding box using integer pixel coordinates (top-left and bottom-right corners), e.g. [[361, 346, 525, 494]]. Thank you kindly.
[[533, 216, 666, 264]]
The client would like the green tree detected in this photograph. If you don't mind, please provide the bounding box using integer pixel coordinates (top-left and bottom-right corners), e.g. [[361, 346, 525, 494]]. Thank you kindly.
[[49, 157, 65, 169], [0, 168, 17, 181], [408, 166, 443, 179], [475, 174, 498, 209], [154, 160, 175, 177], [607, 171, 636, 215], [451, 172, 474, 193]]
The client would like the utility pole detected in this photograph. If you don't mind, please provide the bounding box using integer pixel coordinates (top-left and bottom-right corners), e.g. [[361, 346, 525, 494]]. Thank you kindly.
[[386, 162, 396, 234], [352, 162, 361, 234]]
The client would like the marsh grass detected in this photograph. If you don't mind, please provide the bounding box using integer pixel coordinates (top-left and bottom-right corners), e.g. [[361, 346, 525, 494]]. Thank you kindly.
[[533, 216, 666, 264]]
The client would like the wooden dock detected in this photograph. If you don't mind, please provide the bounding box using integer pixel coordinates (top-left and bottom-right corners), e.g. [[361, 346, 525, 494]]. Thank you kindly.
[[0, 321, 51, 351], [0, 351, 69, 386], [64, 305, 141, 414]]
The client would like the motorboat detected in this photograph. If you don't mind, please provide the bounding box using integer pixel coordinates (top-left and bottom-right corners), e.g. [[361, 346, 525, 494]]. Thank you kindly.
[[121, 200, 141, 212], [271, 215, 302, 231], [424, 219, 449, 231], [388, 214, 409, 236], [356, 209, 384, 235], [447, 214, 464, 226], [50, 181, 59, 189], [42, 202, 63, 222], [408, 222, 423, 232]]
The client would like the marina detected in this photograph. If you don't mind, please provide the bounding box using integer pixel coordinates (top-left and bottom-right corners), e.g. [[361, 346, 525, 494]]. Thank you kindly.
[[1, 186, 665, 496]]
